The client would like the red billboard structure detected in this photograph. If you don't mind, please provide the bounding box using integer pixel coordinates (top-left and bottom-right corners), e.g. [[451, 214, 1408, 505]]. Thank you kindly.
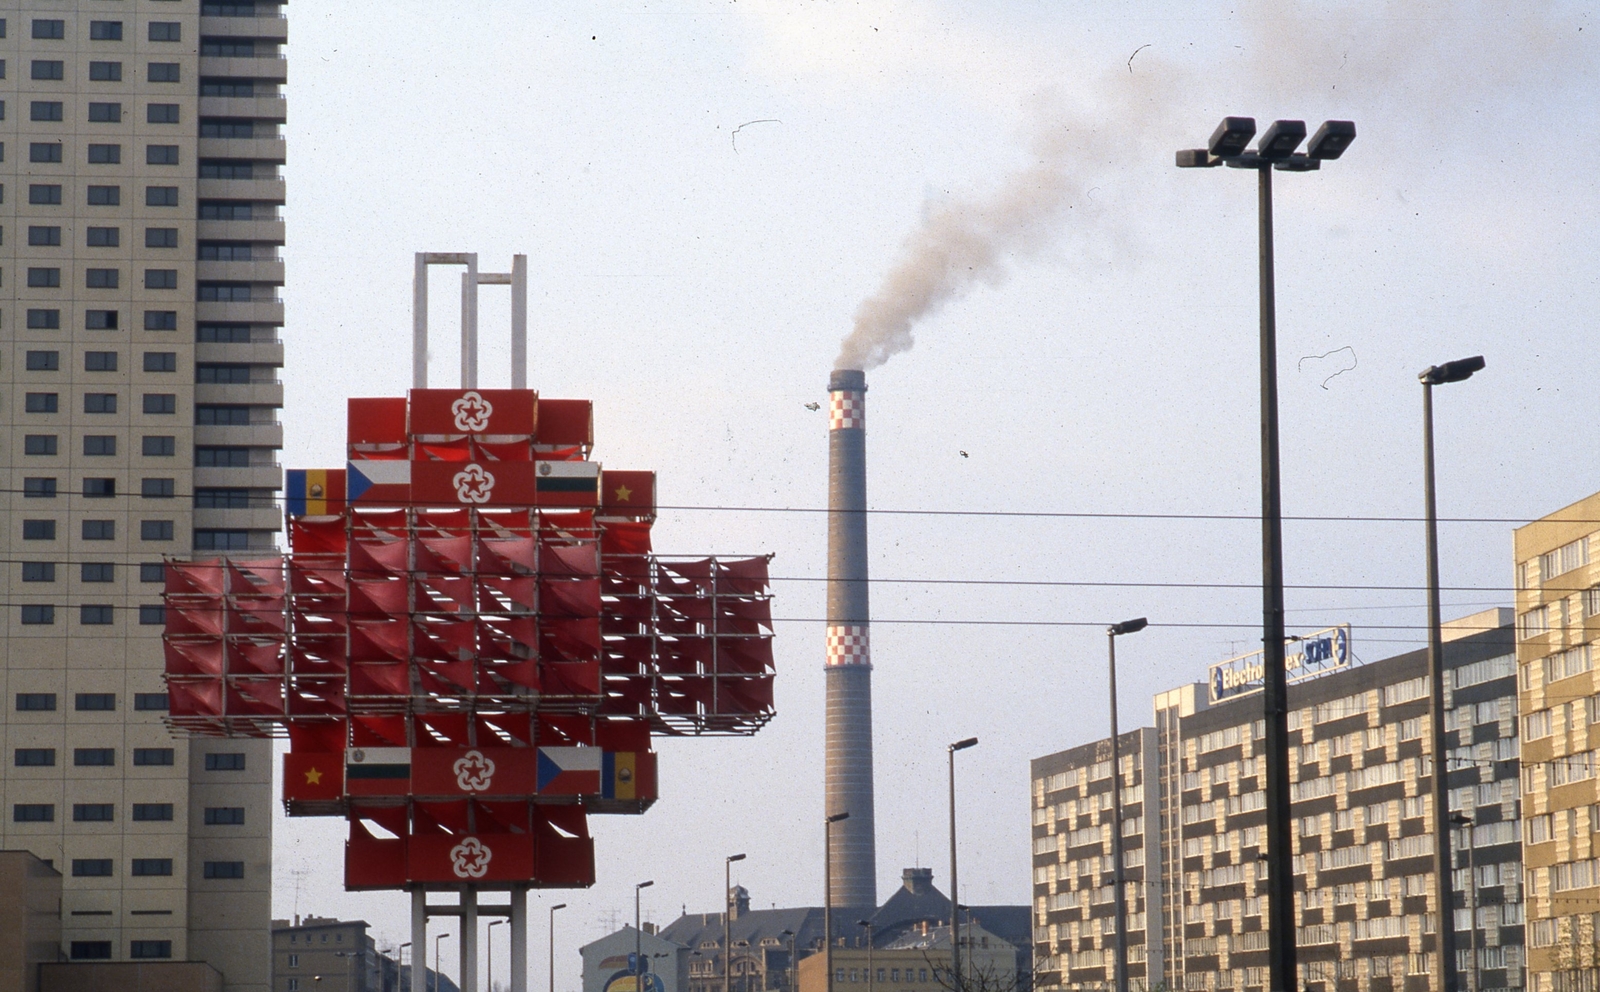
[[163, 387, 775, 992]]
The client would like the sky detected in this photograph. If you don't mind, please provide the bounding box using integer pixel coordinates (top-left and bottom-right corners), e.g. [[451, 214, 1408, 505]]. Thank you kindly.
[[271, 2, 1598, 989]]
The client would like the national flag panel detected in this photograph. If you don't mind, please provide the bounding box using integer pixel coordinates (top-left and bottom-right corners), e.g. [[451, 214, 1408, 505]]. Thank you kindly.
[[348, 459, 412, 504], [536, 746, 602, 795], [535, 461, 600, 507], [287, 469, 347, 517], [600, 470, 655, 518], [283, 752, 344, 803], [345, 746, 411, 796]]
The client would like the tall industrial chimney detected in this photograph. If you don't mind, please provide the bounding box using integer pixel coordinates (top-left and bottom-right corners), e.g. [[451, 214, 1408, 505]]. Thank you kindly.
[[826, 368, 876, 910]]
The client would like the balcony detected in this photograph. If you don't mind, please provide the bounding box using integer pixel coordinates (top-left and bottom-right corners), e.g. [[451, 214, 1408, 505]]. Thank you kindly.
[[196, 136, 287, 163], [196, 299, 284, 325], [198, 55, 288, 84], [194, 505, 284, 532], [198, 177, 287, 204], [193, 464, 283, 491], [199, 95, 287, 122], [196, 259, 285, 286], [195, 423, 284, 449], [200, 14, 289, 43], [196, 218, 285, 245], [195, 381, 283, 408], [195, 339, 286, 367]]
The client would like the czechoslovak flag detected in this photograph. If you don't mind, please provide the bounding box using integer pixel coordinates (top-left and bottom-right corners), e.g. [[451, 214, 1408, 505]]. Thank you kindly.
[[347, 458, 411, 504]]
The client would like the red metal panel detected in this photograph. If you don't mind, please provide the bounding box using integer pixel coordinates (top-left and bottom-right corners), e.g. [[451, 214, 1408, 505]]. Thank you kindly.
[[411, 460, 539, 507], [348, 397, 409, 447], [535, 399, 592, 447], [411, 748, 538, 797], [409, 389, 536, 436]]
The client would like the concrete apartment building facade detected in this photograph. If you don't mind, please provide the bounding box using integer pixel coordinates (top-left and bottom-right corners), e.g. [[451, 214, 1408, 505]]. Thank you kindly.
[[0, 1, 286, 988], [1515, 492, 1600, 992], [1033, 612, 1523, 992]]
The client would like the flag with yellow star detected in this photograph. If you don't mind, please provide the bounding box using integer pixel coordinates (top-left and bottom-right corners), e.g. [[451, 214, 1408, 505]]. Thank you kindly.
[[599, 470, 654, 519], [282, 752, 344, 804]]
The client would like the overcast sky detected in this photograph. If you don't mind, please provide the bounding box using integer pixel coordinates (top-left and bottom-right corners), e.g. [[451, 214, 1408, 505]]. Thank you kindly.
[[272, 2, 1597, 989]]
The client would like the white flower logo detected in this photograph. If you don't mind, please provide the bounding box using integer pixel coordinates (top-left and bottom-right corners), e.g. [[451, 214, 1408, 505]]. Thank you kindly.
[[450, 836, 492, 879], [453, 750, 496, 792], [451, 391, 494, 433], [453, 464, 496, 504]]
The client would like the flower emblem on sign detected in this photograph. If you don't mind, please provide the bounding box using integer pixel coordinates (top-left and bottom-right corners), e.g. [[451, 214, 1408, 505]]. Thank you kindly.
[[453, 750, 496, 792], [451, 391, 494, 433], [450, 836, 492, 879], [453, 464, 496, 504]]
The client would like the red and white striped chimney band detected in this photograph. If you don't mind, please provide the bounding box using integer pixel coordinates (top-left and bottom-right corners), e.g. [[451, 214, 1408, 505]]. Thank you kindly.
[[826, 624, 871, 667], [830, 391, 865, 431]]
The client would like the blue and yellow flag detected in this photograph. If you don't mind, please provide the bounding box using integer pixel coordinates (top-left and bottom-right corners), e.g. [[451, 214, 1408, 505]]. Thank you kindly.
[[286, 469, 346, 517]]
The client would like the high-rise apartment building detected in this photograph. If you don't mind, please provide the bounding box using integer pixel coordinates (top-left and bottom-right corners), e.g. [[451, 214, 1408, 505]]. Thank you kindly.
[[1514, 492, 1600, 992], [1, 2, 285, 987]]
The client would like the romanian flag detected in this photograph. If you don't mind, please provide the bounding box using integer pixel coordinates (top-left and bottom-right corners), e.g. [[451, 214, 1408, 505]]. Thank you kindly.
[[286, 469, 347, 517], [602, 751, 638, 800]]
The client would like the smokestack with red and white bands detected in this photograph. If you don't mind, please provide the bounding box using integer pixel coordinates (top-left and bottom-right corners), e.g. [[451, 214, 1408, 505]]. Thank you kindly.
[[826, 368, 876, 910]]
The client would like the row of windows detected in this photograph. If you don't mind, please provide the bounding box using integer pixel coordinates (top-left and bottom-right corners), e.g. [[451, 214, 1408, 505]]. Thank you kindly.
[[14, 310, 180, 332], [26, 225, 184, 247], [13, 804, 243, 824], [20, 562, 167, 584], [18, 604, 166, 625], [21, 185, 183, 206], [72, 941, 174, 961], [15, 102, 182, 124], [23, 478, 178, 499], [16, 750, 244, 770], [18, 437, 184, 458], [19, 519, 176, 540], [24, 392, 178, 414], [67, 860, 244, 879], [17, 280, 265, 300], [21, 350, 178, 370], [20, 18, 182, 42], [26, 143, 182, 166], [24, 60, 181, 82], [15, 692, 166, 711]]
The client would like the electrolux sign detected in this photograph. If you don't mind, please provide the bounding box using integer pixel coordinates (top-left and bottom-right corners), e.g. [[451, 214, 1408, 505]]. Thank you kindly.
[[1208, 625, 1352, 703]]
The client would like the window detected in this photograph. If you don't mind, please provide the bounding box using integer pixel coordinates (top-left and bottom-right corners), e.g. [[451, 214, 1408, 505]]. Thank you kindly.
[[74, 748, 115, 767], [198, 324, 252, 342], [70, 942, 112, 960], [132, 803, 173, 821], [197, 364, 252, 383], [87, 103, 122, 123], [21, 520, 56, 541], [146, 186, 180, 207], [131, 941, 172, 960], [13, 804, 54, 823], [20, 606, 55, 626], [199, 283, 254, 301], [24, 436, 59, 456], [23, 478, 58, 498], [29, 142, 62, 163], [200, 163, 255, 181], [83, 436, 118, 456], [141, 520, 175, 541], [202, 81, 257, 97], [87, 185, 121, 206], [87, 226, 120, 247], [145, 311, 178, 331], [140, 563, 166, 583], [144, 351, 178, 372], [85, 269, 119, 289], [147, 103, 180, 124], [25, 352, 60, 372], [89, 61, 122, 82], [20, 563, 54, 584], [196, 447, 250, 467], [16, 693, 56, 711], [141, 479, 176, 499], [1541, 538, 1589, 581], [197, 406, 252, 425], [82, 562, 115, 582], [31, 60, 64, 80], [24, 394, 59, 413], [15, 748, 56, 766], [145, 227, 179, 248], [145, 269, 178, 289], [132, 748, 174, 766], [83, 479, 115, 498], [75, 693, 115, 712], [84, 393, 118, 414], [139, 605, 166, 626], [27, 267, 61, 288], [149, 22, 181, 42], [89, 21, 123, 41], [201, 40, 256, 57], [31, 102, 64, 122], [28, 225, 61, 245], [144, 394, 177, 414], [143, 437, 177, 458], [205, 807, 246, 825], [205, 861, 246, 880], [32, 19, 65, 40], [86, 310, 119, 330], [199, 202, 254, 220], [133, 693, 168, 711], [74, 804, 114, 822], [28, 309, 62, 329], [148, 62, 180, 82], [131, 859, 172, 877], [29, 183, 63, 204], [82, 520, 115, 540], [72, 861, 114, 878], [88, 143, 123, 165], [206, 752, 246, 771], [79, 605, 114, 625]]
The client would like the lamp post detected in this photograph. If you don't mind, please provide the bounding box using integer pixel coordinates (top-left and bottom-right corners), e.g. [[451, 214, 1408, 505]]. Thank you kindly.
[[636, 881, 655, 992], [1451, 812, 1478, 992], [1178, 115, 1356, 992], [1422, 355, 1485, 992], [1107, 618, 1148, 992], [825, 812, 850, 992], [550, 904, 567, 992], [948, 737, 978, 992], [857, 921, 874, 992], [780, 931, 796, 992], [436, 934, 452, 992], [488, 919, 507, 992], [726, 854, 747, 992], [400, 943, 412, 990]]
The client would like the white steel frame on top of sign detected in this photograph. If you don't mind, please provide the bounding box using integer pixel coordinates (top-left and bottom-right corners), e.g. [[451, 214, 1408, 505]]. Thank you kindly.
[[1207, 625, 1353, 703]]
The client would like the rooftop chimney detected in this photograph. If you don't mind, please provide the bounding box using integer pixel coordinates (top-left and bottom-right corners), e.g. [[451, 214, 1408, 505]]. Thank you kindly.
[[902, 868, 933, 896]]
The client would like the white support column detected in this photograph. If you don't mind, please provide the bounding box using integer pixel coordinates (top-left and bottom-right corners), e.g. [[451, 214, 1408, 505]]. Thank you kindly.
[[462, 887, 480, 992], [412, 890, 428, 992], [510, 255, 528, 389], [510, 886, 529, 992], [461, 254, 480, 388], [413, 253, 429, 388]]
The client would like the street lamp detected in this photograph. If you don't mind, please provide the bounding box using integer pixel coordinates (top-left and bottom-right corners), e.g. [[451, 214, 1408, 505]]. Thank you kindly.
[[726, 854, 747, 992], [400, 943, 412, 987], [1423, 355, 1484, 992], [636, 882, 656, 992], [780, 930, 796, 992], [436, 934, 452, 992], [550, 904, 568, 992], [857, 921, 874, 992], [1106, 618, 1147, 992], [488, 919, 507, 992], [1177, 115, 1356, 992], [1451, 812, 1478, 992], [824, 812, 850, 992], [947, 737, 978, 992]]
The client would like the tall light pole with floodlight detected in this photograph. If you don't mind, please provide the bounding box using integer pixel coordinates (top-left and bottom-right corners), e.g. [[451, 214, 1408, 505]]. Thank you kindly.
[[488, 919, 507, 992], [825, 812, 850, 992], [1107, 618, 1148, 992], [550, 904, 567, 992], [635, 881, 655, 992], [725, 854, 747, 992], [1178, 115, 1356, 992], [948, 737, 978, 992], [436, 933, 452, 992]]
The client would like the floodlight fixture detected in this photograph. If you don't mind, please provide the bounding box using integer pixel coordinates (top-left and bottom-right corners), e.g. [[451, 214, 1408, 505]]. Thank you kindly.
[[1109, 618, 1148, 636], [1419, 356, 1485, 385], [1209, 116, 1256, 158], [1308, 120, 1356, 159], [1257, 120, 1307, 161], [950, 737, 978, 752]]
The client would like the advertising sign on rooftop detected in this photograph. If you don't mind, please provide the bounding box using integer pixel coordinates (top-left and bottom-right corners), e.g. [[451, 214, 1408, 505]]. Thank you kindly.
[[1208, 625, 1352, 703]]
